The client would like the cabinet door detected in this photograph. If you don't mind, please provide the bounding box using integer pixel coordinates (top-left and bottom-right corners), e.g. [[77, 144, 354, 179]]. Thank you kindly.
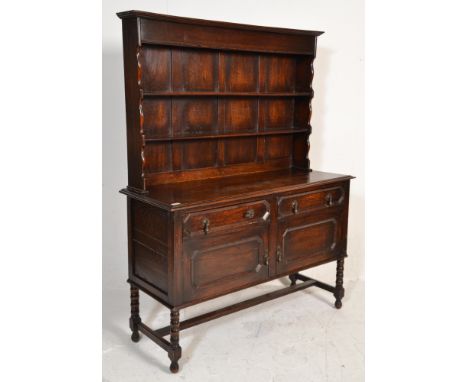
[[276, 209, 344, 275], [182, 217, 270, 303]]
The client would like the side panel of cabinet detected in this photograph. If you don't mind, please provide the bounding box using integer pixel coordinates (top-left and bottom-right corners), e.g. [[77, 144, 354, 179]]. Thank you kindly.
[[181, 225, 270, 303], [128, 199, 170, 301]]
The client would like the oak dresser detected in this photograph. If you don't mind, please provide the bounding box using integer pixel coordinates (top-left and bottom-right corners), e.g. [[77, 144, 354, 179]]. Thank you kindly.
[[117, 10, 354, 373]]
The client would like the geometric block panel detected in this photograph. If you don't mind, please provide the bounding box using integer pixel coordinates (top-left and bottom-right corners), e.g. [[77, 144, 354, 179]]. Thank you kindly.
[[265, 56, 295, 92], [264, 98, 294, 130], [224, 98, 258, 132], [225, 53, 259, 92], [172, 49, 218, 91], [224, 137, 257, 165], [172, 98, 218, 135], [140, 46, 171, 92]]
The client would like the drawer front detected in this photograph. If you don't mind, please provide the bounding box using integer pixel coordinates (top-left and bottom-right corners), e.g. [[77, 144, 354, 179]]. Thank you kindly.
[[278, 186, 345, 218], [183, 200, 270, 237], [276, 209, 345, 274], [182, 225, 270, 302]]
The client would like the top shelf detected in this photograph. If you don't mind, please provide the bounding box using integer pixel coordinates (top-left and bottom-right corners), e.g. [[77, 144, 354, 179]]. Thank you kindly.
[[142, 91, 313, 97]]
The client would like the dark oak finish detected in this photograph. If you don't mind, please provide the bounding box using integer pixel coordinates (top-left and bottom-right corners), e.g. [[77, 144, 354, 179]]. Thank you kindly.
[[334, 257, 345, 309], [129, 284, 141, 342], [169, 309, 181, 373], [117, 10, 353, 373]]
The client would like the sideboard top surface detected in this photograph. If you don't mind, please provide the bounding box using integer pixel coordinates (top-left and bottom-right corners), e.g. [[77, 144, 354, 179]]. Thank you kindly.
[[121, 169, 353, 211]]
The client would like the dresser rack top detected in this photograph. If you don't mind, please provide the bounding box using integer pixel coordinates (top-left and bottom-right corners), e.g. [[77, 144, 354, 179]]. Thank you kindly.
[[117, 10, 324, 37], [119, 11, 324, 192]]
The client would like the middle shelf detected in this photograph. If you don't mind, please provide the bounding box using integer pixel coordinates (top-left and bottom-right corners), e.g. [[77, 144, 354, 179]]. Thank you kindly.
[[144, 128, 311, 142], [142, 91, 313, 97]]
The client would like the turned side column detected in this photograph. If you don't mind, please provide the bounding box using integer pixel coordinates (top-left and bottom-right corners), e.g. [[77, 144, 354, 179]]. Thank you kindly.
[[168, 308, 182, 373], [129, 284, 141, 342], [334, 258, 345, 309]]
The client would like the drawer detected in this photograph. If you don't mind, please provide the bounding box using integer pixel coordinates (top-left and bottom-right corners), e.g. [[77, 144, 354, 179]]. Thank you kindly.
[[277, 185, 345, 218], [183, 200, 270, 237]]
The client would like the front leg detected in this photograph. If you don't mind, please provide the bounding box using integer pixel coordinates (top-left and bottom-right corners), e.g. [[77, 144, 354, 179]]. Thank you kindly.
[[129, 284, 141, 342], [168, 308, 182, 373], [333, 258, 345, 309], [288, 273, 298, 286]]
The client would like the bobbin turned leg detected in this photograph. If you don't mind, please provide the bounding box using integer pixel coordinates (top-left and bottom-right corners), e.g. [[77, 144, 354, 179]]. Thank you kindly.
[[168, 309, 182, 373], [288, 273, 298, 286], [334, 258, 345, 309], [129, 284, 141, 342]]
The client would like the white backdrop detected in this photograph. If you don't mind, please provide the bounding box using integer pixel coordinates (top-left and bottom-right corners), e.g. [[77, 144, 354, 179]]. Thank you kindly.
[[4, 1, 467, 381], [103, 0, 364, 290]]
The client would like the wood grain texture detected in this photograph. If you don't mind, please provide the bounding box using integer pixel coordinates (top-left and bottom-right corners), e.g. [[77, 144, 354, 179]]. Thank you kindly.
[[277, 210, 342, 274], [122, 169, 353, 211], [121, 17, 145, 191], [182, 227, 269, 302], [117, 10, 323, 37], [277, 185, 345, 217], [136, 17, 321, 55]]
